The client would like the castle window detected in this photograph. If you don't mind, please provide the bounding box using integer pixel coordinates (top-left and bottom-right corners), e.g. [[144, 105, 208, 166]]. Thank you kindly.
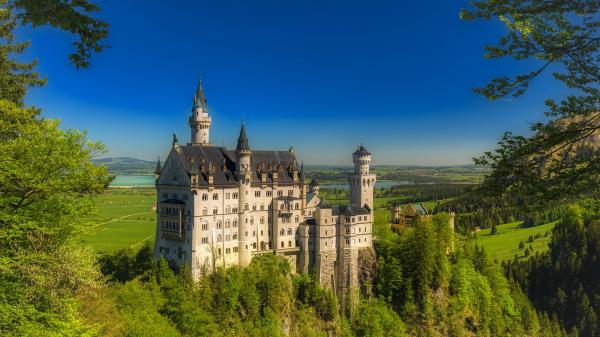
[[233, 219, 238, 227], [294, 216, 299, 222], [346, 239, 350, 245], [233, 232, 237, 239], [281, 241, 284, 248], [295, 203, 299, 210], [245, 231, 248, 237], [260, 217, 265, 224], [217, 234, 222, 242], [202, 237, 208, 244], [216, 221, 222, 229], [244, 204, 249, 210], [226, 234, 230, 241], [225, 193, 230, 199], [202, 223, 208, 231], [359, 227, 361, 233], [233, 247, 238, 252], [225, 220, 230, 228], [255, 191, 261, 197], [288, 241, 292, 247], [266, 191, 272, 197], [226, 248, 230, 254], [260, 204, 264, 210], [287, 228, 292, 235], [252, 204, 257, 211], [232, 192, 238, 199], [202, 194, 208, 201], [288, 190, 293, 196], [218, 248, 221, 255], [250, 217, 254, 225], [280, 229, 284, 235], [252, 242, 256, 249], [225, 205, 230, 213], [277, 190, 283, 197], [203, 208, 208, 215], [325, 230, 328, 235], [213, 208, 218, 215], [325, 241, 327, 247], [213, 193, 218, 200]]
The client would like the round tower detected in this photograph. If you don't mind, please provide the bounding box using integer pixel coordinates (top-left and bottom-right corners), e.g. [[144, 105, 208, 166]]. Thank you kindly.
[[349, 145, 376, 210], [189, 80, 212, 145], [236, 121, 253, 266]]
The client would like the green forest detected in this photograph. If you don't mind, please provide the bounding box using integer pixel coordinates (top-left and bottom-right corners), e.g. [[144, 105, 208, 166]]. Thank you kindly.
[[1, 0, 599, 336]]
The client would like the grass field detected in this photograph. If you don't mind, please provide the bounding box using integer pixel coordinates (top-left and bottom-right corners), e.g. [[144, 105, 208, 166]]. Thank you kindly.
[[82, 188, 157, 253], [475, 221, 557, 262]]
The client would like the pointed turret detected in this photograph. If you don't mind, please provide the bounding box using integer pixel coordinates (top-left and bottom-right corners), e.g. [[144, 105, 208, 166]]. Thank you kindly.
[[192, 80, 208, 115], [189, 80, 212, 145], [300, 161, 305, 182], [236, 121, 250, 152], [154, 157, 162, 181]]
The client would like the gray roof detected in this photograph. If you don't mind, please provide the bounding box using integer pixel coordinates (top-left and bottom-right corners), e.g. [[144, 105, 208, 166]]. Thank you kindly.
[[340, 204, 370, 216], [236, 123, 250, 152], [192, 80, 208, 112], [353, 144, 371, 156], [414, 203, 428, 215], [310, 177, 320, 186], [175, 145, 299, 186], [155, 157, 162, 175]]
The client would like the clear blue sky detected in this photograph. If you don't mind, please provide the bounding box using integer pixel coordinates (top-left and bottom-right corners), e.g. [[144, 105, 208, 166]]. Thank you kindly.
[[20, 0, 562, 165]]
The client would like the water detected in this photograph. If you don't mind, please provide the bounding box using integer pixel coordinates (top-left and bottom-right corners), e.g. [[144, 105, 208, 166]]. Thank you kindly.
[[320, 180, 413, 190], [111, 175, 155, 187]]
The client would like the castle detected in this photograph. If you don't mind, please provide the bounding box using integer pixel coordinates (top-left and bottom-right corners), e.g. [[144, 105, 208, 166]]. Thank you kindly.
[[153, 81, 375, 294]]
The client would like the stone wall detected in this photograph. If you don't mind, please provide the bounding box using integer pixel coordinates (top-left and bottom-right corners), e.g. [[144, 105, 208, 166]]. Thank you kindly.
[[317, 250, 337, 289]]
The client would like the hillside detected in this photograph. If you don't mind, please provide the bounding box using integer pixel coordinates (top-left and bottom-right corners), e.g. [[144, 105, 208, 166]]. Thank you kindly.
[[93, 157, 156, 175]]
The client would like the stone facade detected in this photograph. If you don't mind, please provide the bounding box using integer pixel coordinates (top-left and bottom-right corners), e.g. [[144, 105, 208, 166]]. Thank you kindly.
[[153, 81, 375, 292]]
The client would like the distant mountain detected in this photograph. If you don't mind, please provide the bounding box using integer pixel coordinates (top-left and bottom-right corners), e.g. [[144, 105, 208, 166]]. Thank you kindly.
[[93, 157, 156, 175]]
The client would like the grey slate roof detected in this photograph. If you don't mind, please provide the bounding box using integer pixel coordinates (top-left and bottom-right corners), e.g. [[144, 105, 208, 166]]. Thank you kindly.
[[339, 204, 371, 216], [192, 80, 208, 112], [236, 123, 250, 152], [414, 203, 428, 215], [175, 145, 299, 187], [353, 144, 371, 156], [310, 177, 319, 186], [155, 157, 162, 175]]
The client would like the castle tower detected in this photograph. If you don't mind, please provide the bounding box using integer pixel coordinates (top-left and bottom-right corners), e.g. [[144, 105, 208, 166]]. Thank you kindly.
[[349, 145, 376, 210], [309, 178, 320, 196], [189, 80, 212, 145], [236, 121, 253, 266]]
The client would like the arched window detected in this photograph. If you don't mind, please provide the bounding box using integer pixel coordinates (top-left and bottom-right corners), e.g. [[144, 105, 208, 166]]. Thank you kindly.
[[295, 203, 299, 210], [202, 208, 208, 215], [225, 220, 230, 228], [216, 221, 222, 229], [288, 241, 292, 247], [233, 219, 238, 227], [250, 217, 254, 225], [213, 208, 218, 215], [244, 203, 249, 210], [252, 242, 257, 249], [202, 194, 208, 201], [217, 234, 222, 242], [225, 205, 230, 213], [280, 229, 284, 235], [287, 228, 292, 235], [213, 193, 218, 200], [260, 217, 265, 224], [281, 241, 284, 248]]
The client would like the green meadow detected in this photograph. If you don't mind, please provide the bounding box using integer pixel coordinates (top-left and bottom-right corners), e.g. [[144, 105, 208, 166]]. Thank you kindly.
[[82, 188, 157, 253], [475, 221, 557, 262]]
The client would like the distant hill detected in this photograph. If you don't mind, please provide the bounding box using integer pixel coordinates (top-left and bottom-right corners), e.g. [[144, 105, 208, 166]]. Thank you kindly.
[[93, 157, 156, 175]]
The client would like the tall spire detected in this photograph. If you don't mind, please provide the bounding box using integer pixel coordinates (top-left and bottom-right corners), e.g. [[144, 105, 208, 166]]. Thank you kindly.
[[192, 79, 208, 114], [155, 156, 162, 175], [236, 120, 250, 152], [300, 161, 305, 182], [189, 79, 212, 145]]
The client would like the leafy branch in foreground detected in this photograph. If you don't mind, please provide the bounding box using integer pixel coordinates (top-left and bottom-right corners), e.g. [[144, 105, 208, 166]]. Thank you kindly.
[[462, 0, 600, 204]]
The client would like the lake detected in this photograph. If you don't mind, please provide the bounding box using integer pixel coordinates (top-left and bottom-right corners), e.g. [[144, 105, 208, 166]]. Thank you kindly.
[[111, 175, 155, 187], [110, 176, 412, 189]]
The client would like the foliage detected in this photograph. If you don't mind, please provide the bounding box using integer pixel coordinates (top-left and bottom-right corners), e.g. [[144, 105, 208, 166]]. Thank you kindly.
[[504, 204, 600, 336], [462, 0, 600, 204]]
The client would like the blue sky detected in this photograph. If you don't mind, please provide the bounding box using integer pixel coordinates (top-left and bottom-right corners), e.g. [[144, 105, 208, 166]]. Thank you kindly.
[[20, 0, 563, 165]]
